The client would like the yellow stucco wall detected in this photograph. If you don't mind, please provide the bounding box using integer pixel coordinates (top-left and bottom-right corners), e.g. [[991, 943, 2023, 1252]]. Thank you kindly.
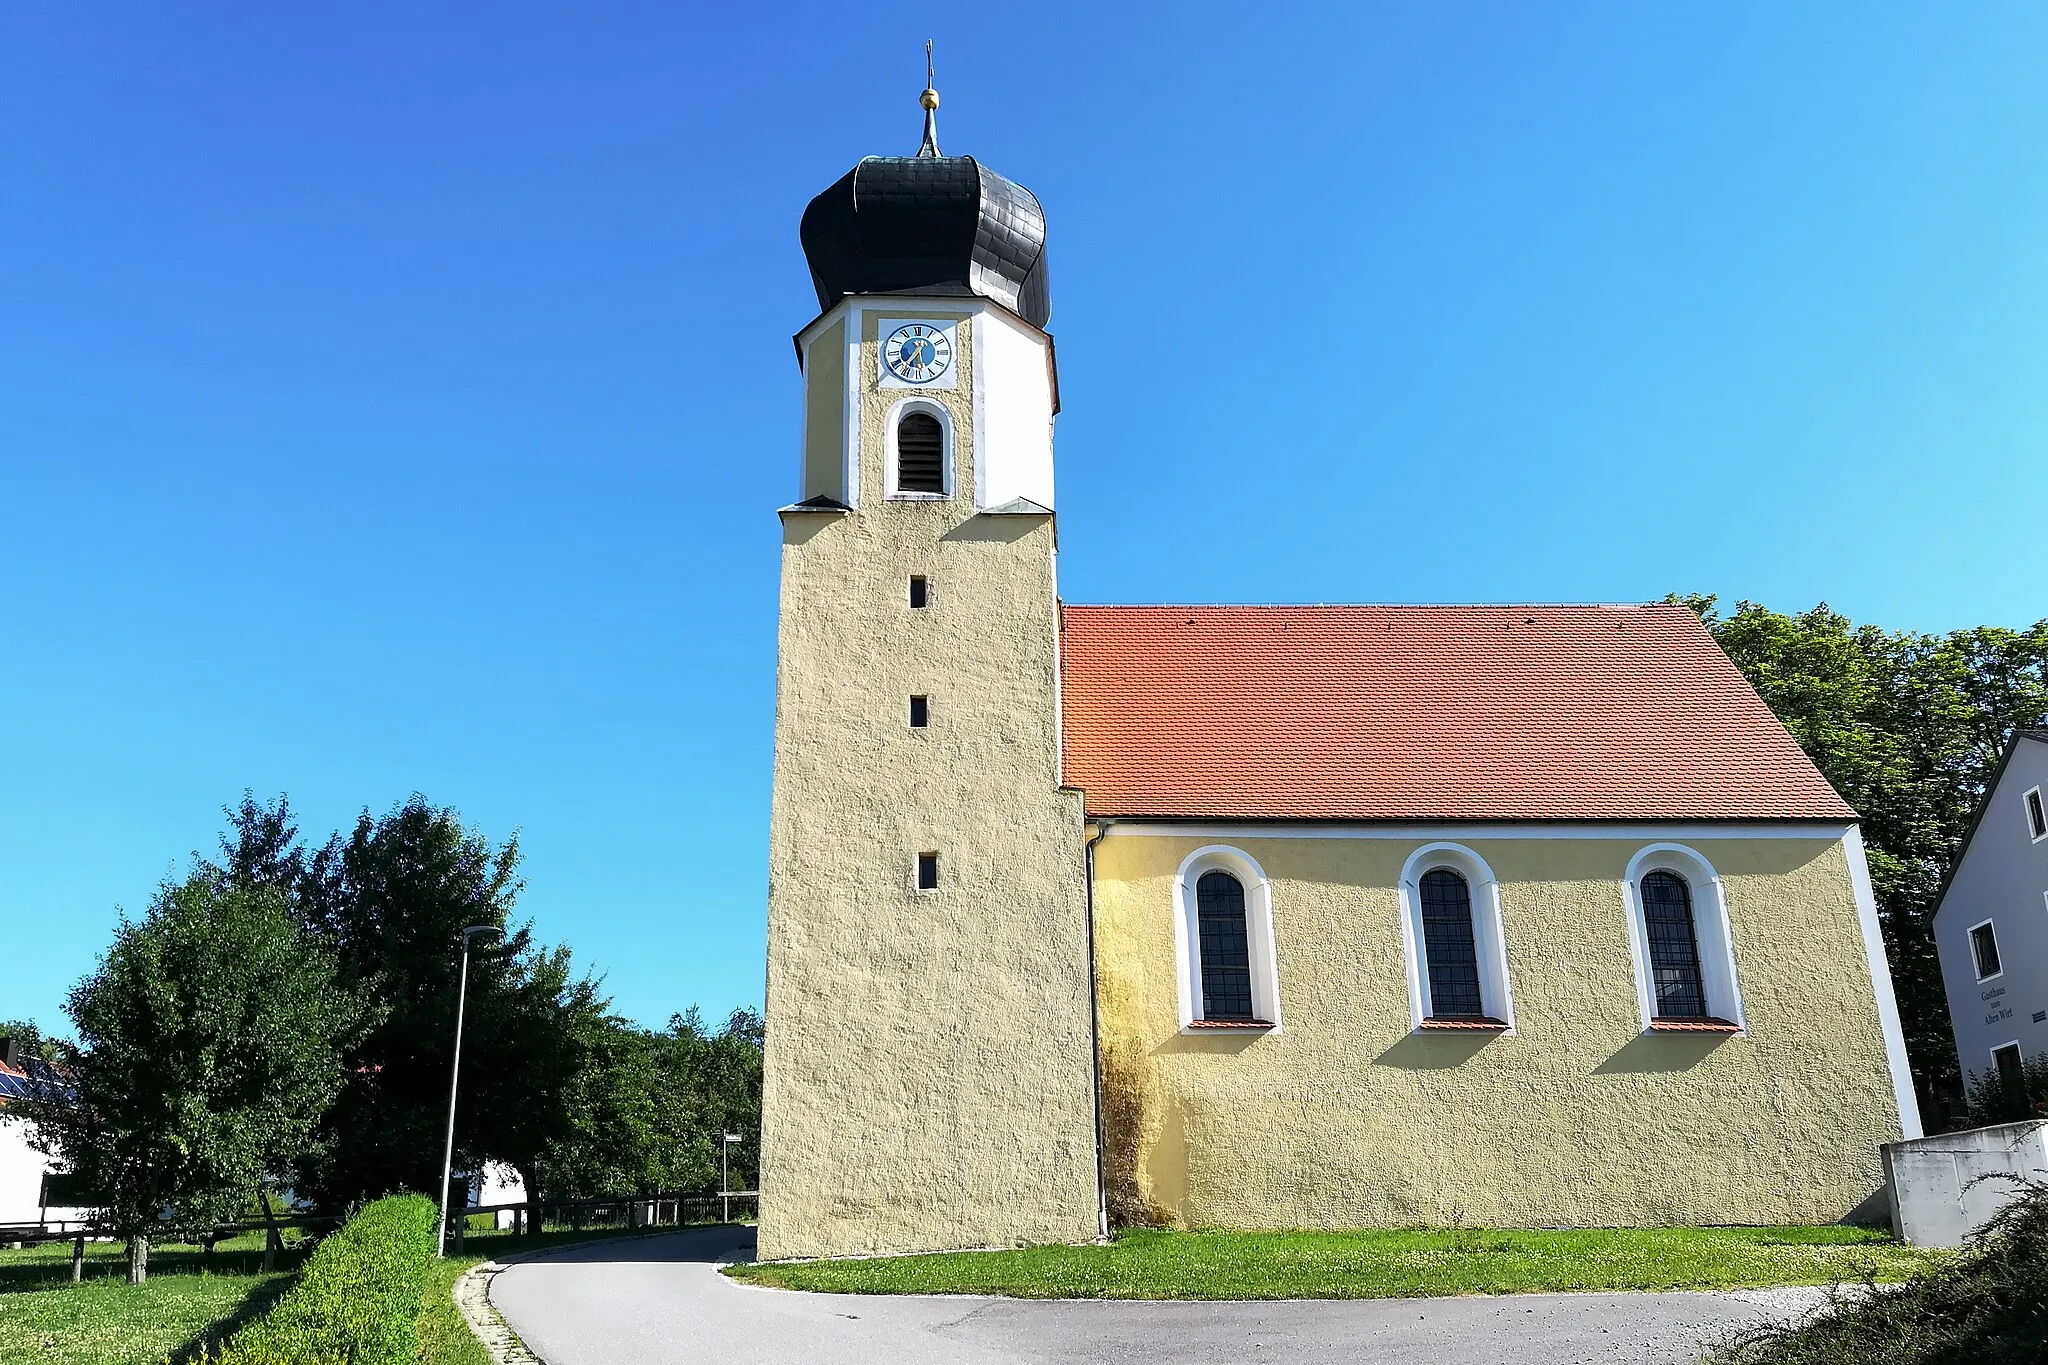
[[799, 316, 845, 501], [760, 302, 1100, 1260], [1094, 833, 1903, 1230]]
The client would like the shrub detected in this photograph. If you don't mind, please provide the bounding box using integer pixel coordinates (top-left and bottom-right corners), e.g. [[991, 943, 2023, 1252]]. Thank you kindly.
[[202, 1194, 437, 1365], [1711, 1181, 2048, 1365], [1962, 1052, 2048, 1126]]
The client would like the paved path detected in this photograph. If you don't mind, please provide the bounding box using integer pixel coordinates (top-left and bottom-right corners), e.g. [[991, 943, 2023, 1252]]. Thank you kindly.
[[490, 1227, 1818, 1365]]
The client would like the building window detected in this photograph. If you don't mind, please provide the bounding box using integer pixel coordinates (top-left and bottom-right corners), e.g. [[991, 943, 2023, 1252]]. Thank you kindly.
[[1196, 871, 1254, 1021], [894, 410, 946, 495], [1970, 920, 2003, 981], [1419, 869, 1484, 1018], [2027, 787, 2047, 842], [909, 696, 929, 728], [909, 576, 928, 608], [916, 852, 938, 890], [1623, 844, 1745, 1033], [1399, 844, 1516, 1032], [1172, 845, 1282, 1031], [1994, 1042, 2024, 1092], [1641, 871, 1709, 1019]]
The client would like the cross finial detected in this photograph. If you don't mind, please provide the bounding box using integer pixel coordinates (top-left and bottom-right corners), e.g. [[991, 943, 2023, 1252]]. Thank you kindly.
[[917, 39, 942, 157]]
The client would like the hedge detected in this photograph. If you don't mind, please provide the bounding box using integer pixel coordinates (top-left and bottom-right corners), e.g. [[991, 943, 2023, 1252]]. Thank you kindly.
[[203, 1193, 438, 1364]]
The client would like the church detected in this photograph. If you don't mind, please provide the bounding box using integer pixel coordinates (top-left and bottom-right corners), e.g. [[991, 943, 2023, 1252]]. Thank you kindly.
[[758, 75, 1921, 1262]]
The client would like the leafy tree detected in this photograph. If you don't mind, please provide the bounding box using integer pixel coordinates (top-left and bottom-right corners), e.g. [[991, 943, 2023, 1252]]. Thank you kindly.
[[677, 1006, 764, 1194], [1676, 597, 2048, 1119], [18, 873, 360, 1281], [533, 1007, 765, 1205], [212, 794, 607, 1213]]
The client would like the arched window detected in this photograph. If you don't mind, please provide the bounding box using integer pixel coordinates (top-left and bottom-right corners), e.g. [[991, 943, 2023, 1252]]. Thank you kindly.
[[1419, 869, 1484, 1018], [1622, 844, 1745, 1033], [1398, 844, 1515, 1032], [1172, 846, 1281, 1031], [894, 411, 945, 494], [1641, 870, 1707, 1019], [1196, 870, 1253, 1021]]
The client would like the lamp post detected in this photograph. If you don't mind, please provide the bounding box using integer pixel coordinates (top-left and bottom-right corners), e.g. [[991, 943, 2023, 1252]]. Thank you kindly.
[[437, 924, 502, 1258], [719, 1132, 742, 1224]]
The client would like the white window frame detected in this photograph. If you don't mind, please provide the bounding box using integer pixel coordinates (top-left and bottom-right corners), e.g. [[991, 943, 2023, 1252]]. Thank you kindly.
[[883, 396, 955, 501], [1397, 843, 1516, 1033], [1622, 843, 1746, 1033], [1173, 845, 1282, 1033], [2025, 786, 2048, 843], [1968, 917, 2004, 983], [1991, 1040, 2024, 1083]]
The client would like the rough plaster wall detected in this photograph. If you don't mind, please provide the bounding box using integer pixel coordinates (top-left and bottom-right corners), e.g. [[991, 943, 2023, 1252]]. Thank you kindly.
[[799, 316, 845, 501], [1094, 835, 1903, 1230], [760, 308, 1099, 1260]]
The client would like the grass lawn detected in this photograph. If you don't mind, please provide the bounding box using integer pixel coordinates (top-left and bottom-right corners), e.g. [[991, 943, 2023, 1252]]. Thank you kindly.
[[725, 1225, 1946, 1300], [0, 1233, 302, 1365]]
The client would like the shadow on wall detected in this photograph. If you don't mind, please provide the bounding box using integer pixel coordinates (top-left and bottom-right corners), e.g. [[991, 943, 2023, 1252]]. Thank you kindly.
[[1592, 1032, 1732, 1074], [1373, 1031, 1499, 1070], [938, 514, 1045, 544]]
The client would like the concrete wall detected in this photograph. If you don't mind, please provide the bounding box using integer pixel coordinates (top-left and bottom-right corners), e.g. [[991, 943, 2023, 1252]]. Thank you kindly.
[[1092, 829, 1907, 1229], [1935, 736, 2048, 1088], [1884, 1121, 2048, 1246], [760, 301, 1098, 1260]]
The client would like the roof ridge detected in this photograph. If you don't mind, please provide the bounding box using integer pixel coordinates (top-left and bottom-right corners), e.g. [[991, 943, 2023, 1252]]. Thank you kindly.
[[1063, 602, 1680, 611]]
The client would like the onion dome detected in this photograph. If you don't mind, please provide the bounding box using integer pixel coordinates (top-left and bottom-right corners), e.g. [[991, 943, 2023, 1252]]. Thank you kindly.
[[799, 48, 1051, 328]]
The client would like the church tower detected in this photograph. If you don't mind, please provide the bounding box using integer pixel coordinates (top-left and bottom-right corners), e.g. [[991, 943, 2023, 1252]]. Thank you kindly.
[[758, 67, 1101, 1260]]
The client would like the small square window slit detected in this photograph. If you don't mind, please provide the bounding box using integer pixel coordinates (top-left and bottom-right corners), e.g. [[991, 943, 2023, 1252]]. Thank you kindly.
[[909, 696, 929, 728], [909, 576, 928, 609], [916, 852, 939, 890]]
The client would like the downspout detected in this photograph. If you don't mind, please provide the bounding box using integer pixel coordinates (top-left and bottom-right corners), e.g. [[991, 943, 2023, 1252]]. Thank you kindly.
[[1083, 817, 1115, 1242]]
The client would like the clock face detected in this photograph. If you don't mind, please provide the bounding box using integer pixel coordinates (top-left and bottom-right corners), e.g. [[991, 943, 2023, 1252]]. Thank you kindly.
[[883, 323, 954, 384]]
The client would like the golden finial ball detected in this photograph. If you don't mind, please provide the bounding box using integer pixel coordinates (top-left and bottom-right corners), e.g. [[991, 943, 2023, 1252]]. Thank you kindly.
[[921, 88, 941, 110]]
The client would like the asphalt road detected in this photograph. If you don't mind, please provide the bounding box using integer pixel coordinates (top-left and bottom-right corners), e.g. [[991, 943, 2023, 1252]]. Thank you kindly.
[[489, 1226, 1819, 1365]]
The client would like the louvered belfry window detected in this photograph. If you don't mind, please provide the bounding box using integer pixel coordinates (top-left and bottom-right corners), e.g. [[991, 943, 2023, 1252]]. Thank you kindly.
[[1641, 870, 1708, 1018], [1196, 870, 1255, 1020], [1419, 869, 1484, 1018], [895, 412, 945, 494]]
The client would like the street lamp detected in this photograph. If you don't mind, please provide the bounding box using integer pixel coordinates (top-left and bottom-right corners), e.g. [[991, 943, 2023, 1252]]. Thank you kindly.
[[437, 924, 502, 1258], [719, 1132, 743, 1224]]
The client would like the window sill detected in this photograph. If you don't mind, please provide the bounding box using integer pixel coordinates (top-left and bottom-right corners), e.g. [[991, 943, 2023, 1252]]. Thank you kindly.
[[1184, 1019, 1275, 1031], [885, 492, 952, 501], [1419, 1016, 1509, 1031], [1649, 1017, 1741, 1033]]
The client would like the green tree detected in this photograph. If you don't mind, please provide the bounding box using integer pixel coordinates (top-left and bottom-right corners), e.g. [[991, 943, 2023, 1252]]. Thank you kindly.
[[19, 873, 360, 1282], [212, 794, 607, 1213], [532, 1006, 764, 1206], [1676, 597, 2048, 1118], [677, 1006, 764, 1194]]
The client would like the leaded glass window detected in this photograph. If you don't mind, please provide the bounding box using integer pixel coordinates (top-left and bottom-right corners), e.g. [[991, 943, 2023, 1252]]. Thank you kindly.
[[1641, 870, 1707, 1018], [1196, 870, 1254, 1020], [1419, 869, 1484, 1018]]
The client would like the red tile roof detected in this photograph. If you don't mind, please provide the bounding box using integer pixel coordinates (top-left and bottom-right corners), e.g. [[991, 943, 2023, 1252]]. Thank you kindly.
[[1059, 604, 1854, 822]]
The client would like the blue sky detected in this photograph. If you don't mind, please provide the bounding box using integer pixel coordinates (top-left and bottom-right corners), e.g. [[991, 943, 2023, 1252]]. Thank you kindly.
[[4, 4, 2044, 1036]]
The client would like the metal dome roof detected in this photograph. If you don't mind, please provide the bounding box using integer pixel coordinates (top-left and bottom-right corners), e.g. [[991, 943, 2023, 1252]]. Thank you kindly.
[[799, 154, 1051, 329]]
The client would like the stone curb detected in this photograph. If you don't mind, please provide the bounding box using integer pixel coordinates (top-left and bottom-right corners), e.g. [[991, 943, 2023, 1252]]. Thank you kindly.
[[450, 1228, 728, 1365]]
